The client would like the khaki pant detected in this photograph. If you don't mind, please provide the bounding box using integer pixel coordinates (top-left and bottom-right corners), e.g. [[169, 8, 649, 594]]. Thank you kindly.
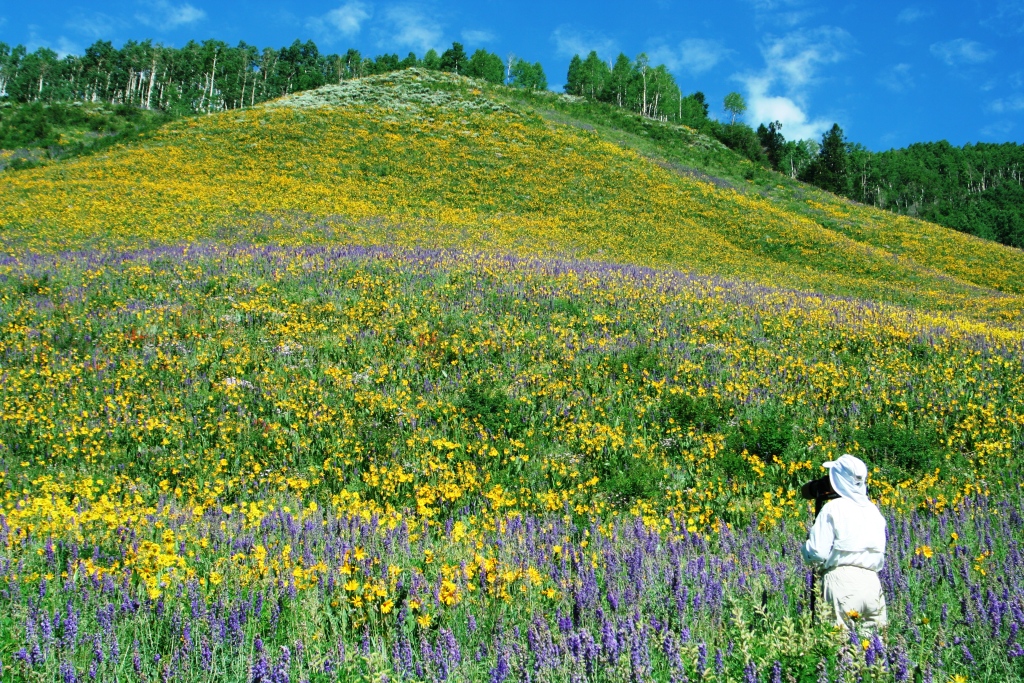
[[821, 565, 888, 633]]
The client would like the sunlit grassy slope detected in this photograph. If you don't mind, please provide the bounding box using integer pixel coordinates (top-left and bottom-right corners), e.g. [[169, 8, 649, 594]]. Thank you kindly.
[[2, 68, 1022, 322]]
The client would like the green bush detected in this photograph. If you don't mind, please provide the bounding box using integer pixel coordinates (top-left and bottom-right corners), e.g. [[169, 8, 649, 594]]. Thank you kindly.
[[660, 391, 727, 431], [457, 381, 520, 437], [851, 418, 944, 478]]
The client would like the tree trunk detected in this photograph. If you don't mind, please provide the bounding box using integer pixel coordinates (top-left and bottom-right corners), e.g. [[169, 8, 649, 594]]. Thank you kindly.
[[641, 66, 648, 117], [146, 60, 157, 109], [208, 49, 218, 113]]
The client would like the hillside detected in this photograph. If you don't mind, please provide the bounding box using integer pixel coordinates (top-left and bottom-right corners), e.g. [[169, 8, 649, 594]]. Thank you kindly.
[[2, 69, 1023, 327]]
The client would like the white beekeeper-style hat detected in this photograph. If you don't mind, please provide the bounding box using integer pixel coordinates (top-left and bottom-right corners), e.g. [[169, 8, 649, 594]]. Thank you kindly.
[[823, 454, 871, 506]]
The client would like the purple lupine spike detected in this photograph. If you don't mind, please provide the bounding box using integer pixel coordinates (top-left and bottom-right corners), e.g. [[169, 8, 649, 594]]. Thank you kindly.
[[489, 651, 510, 683], [744, 661, 758, 683], [662, 631, 684, 683], [200, 638, 213, 671], [440, 628, 461, 666], [63, 603, 79, 650], [600, 617, 618, 664], [772, 660, 782, 683], [818, 656, 831, 683], [60, 661, 78, 683], [273, 646, 291, 683], [865, 635, 885, 667], [251, 654, 271, 683], [697, 642, 707, 675]]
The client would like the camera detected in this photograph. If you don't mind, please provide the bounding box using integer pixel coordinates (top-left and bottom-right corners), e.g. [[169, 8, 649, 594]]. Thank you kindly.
[[801, 474, 840, 514]]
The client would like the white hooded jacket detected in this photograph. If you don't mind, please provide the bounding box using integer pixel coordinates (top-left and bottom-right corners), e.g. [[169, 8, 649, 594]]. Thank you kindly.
[[801, 455, 887, 572]]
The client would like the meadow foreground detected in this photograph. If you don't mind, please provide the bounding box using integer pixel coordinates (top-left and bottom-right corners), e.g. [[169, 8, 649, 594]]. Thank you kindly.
[[0, 244, 1022, 681]]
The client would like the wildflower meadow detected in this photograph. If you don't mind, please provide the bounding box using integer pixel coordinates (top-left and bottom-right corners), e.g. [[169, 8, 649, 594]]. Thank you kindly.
[[0, 71, 1023, 682]]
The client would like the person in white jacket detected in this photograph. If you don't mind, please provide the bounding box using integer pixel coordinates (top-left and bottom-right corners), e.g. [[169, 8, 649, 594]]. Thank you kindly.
[[801, 454, 888, 632]]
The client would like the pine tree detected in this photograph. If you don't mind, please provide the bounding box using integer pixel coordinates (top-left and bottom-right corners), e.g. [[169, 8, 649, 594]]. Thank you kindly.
[[815, 123, 849, 194], [439, 42, 467, 74], [757, 121, 786, 171], [564, 54, 583, 95]]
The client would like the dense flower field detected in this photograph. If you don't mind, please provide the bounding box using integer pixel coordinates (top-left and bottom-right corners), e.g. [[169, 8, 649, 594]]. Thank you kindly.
[[1, 244, 1023, 681], [2, 70, 1023, 323]]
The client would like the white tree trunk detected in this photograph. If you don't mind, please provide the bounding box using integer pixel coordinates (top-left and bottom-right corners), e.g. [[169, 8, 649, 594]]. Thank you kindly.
[[146, 60, 157, 109], [207, 49, 218, 113], [640, 65, 648, 117]]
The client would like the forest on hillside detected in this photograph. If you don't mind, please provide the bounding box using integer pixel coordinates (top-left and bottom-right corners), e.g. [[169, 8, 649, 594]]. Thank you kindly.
[[0, 39, 545, 113], [756, 121, 1024, 249], [561, 51, 1024, 249], [2, 36, 1023, 248]]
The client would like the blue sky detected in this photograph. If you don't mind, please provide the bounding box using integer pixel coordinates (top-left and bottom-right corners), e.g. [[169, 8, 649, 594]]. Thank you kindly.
[[3, 0, 1024, 150]]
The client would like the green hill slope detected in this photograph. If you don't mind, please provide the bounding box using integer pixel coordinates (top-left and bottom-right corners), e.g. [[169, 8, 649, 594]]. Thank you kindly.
[[495, 86, 1024, 299], [2, 68, 1022, 324]]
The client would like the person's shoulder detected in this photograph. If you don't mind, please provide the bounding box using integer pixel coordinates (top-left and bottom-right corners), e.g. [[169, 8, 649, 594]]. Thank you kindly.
[[823, 496, 851, 510]]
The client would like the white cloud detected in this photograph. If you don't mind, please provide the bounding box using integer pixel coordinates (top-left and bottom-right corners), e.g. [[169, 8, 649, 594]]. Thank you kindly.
[[981, 120, 1015, 137], [25, 33, 83, 58], [989, 95, 1024, 113], [460, 29, 495, 45], [759, 26, 852, 90], [382, 5, 443, 53], [67, 12, 126, 39], [745, 0, 803, 10], [981, 1, 1024, 35], [550, 26, 618, 59], [896, 7, 932, 23], [307, 2, 371, 41], [735, 26, 852, 140], [878, 63, 913, 92], [54, 37, 82, 58], [649, 38, 729, 75], [742, 81, 833, 140], [929, 39, 994, 66], [743, 0, 819, 27], [136, 0, 206, 31]]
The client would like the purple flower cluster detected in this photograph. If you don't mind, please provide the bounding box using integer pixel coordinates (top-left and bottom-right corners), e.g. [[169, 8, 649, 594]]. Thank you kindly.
[[0, 489, 1019, 681]]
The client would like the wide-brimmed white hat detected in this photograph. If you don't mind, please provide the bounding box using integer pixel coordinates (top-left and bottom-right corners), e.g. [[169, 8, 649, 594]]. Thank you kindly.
[[823, 454, 871, 506]]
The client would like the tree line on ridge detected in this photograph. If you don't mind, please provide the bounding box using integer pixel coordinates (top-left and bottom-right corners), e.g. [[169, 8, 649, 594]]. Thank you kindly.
[[563, 50, 1024, 249]]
